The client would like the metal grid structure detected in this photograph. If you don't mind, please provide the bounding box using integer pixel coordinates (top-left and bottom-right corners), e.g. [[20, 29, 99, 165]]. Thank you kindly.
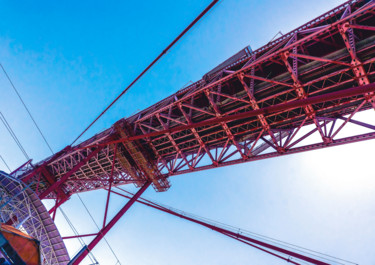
[[0, 171, 70, 265], [20, 0, 375, 198], [9, 0, 375, 263]]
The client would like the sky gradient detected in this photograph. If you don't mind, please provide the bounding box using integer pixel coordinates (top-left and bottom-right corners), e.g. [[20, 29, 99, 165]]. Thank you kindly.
[[0, 0, 374, 264]]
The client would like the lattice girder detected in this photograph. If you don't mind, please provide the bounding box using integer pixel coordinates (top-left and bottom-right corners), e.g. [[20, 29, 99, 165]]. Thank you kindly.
[[18, 0, 375, 197]]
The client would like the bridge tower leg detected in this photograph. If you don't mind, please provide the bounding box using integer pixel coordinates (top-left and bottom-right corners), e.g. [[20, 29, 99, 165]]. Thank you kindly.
[[69, 181, 151, 265]]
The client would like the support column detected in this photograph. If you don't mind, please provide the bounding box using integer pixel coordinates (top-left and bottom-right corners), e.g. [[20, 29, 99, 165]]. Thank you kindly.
[[70, 181, 151, 265], [48, 196, 69, 215]]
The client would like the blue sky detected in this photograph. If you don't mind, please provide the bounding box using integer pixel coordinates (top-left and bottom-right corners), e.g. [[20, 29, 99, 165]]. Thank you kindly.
[[1, 0, 375, 264]]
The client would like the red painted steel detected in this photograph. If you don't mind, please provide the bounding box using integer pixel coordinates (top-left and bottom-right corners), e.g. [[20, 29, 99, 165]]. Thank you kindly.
[[38, 146, 104, 200], [62, 233, 98, 240], [102, 144, 117, 228], [71, 182, 150, 265], [101, 83, 375, 143], [9, 1, 375, 263], [107, 188, 329, 265], [48, 197, 69, 215], [72, 0, 220, 145], [18, 0, 375, 200]]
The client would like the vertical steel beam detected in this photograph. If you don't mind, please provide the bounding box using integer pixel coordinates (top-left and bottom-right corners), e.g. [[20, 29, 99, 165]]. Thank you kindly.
[[48, 196, 69, 215], [339, 22, 375, 108], [178, 103, 217, 165], [156, 113, 193, 170], [204, 89, 247, 159], [103, 144, 117, 228], [238, 73, 282, 152], [281, 51, 330, 143], [52, 198, 59, 221], [71, 181, 151, 265]]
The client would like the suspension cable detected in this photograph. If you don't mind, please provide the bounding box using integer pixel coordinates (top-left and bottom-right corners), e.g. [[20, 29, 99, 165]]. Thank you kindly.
[[0, 154, 11, 172], [0, 64, 54, 154], [0, 63, 120, 263], [77, 194, 122, 265], [71, 0, 220, 145], [0, 112, 30, 160], [114, 187, 357, 265], [60, 207, 99, 264]]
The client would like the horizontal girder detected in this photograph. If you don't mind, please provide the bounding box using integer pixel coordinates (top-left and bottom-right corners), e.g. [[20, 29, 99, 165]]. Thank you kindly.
[[17, 0, 375, 197]]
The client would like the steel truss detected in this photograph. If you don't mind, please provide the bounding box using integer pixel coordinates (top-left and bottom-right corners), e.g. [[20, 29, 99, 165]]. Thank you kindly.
[[10, 0, 375, 263], [0, 171, 70, 264], [20, 0, 375, 197]]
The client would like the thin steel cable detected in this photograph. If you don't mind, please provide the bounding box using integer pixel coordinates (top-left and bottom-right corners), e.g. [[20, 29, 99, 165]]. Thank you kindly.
[[0, 112, 29, 159], [0, 112, 30, 160], [0, 154, 11, 172], [60, 207, 98, 264], [0, 112, 28, 159], [115, 187, 357, 265], [77, 194, 122, 265], [0, 63, 55, 154], [60, 207, 97, 263], [158, 203, 350, 265], [0, 59, 118, 265], [71, 0, 220, 145], [0, 63, 108, 264]]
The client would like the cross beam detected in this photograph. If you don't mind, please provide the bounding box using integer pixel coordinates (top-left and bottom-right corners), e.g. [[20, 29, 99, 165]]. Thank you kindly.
[[69, 181, 151, 265]]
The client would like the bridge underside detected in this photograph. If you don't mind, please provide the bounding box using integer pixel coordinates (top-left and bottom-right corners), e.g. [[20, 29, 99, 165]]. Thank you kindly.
[[16, 0, 375, 201]]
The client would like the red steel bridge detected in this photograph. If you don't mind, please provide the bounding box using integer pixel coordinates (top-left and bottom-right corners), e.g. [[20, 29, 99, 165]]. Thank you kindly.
[[10, 0, 375, 263]]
